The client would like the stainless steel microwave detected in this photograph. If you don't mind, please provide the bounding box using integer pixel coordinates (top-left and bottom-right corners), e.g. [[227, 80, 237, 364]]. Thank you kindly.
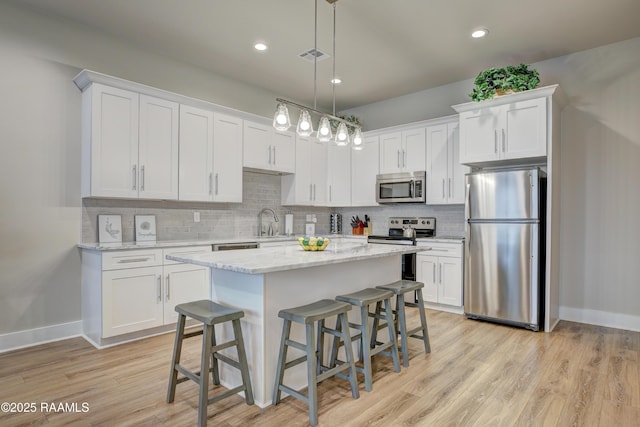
[[376, 171, 426, 203]]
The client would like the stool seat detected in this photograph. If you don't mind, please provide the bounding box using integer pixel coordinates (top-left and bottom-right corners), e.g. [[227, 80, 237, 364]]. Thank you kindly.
[[175, 300, 243, 325], [376, 279, 424, 294], [278, 299, 352, 323], [335, 288, 394, 307]]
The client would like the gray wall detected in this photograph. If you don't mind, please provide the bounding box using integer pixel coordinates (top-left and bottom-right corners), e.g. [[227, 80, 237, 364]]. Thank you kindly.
[[343, 38, 640, 329]]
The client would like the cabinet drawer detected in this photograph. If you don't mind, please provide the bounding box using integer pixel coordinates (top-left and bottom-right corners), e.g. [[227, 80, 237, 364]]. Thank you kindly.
[[163, 246, 212, 265], [417, 242, 462, 258], [102, 249, 164, 270]]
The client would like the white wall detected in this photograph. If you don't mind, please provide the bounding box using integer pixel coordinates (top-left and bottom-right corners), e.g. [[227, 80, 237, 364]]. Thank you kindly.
[[0, 1, 283, 344], [343, 38, 640, 331]]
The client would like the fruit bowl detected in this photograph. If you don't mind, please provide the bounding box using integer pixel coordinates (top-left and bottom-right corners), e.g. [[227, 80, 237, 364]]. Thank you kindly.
[[298, 236, 330, 251]]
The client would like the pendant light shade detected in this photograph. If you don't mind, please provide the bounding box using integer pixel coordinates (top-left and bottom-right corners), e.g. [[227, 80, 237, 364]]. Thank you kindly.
[[352, 127, 363, 149], [317, 116, 333, 142], [273, 103, 291, 131], [335, 122, 350, 146], [296, 110, 313, 136]]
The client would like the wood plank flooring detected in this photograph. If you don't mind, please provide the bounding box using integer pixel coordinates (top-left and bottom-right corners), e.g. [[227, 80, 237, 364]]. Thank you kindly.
[[1, 310, 638, 426]]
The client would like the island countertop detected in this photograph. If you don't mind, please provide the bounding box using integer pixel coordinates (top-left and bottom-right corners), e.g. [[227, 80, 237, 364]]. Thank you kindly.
[[166, 242, 429, 274]]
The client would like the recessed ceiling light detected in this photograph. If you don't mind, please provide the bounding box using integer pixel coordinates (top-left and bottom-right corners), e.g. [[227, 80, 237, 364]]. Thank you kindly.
[[331, 77, 342, 84], [471, 28, 489, 38], [254, 43, 268, 51]]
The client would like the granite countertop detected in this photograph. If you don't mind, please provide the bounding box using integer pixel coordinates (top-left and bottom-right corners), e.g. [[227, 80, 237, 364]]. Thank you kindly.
[[78, 234, 368, 251], [166, 242, 429, 274], [416, 236, 465, 243]]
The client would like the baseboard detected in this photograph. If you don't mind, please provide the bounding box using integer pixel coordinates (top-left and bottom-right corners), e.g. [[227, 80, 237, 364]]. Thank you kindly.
[[560, 306, 640, 332], [0, 321, 83, 354]]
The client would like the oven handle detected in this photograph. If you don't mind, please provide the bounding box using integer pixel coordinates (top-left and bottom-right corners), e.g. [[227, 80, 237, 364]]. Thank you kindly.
[[410, 180, 415, 198]]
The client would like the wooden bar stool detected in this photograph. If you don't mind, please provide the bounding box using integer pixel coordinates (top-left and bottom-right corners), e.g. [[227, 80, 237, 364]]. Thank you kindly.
[[332, 288, 401, 392], [373, 280, 431, 367], [273, 299, 359, 427], [167, 299, 253, 427]]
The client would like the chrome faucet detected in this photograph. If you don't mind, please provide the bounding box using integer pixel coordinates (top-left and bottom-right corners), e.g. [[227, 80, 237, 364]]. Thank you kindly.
[[258, 208, 279, 236]]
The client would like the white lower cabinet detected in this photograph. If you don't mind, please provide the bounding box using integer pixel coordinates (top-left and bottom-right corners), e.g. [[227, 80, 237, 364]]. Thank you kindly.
[[82, 246, 211, 345], [416, 240, 463, 312]]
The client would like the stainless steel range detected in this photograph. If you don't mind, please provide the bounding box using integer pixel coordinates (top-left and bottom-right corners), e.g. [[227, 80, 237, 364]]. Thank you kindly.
[[368, 217, 435, 281]]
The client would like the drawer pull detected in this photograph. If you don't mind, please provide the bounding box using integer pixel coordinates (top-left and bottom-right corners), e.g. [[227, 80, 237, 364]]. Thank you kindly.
[[117, 257, 151, 263]]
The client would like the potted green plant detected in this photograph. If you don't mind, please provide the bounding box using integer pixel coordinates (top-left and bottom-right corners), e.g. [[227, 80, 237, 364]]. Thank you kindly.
[[329, 114, 362, 133], [469, 63, 540, 102]]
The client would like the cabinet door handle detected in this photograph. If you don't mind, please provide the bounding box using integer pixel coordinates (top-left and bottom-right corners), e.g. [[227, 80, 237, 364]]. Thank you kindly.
[[273, 146, 276, 165], [313, 184, 316, 201], [502, 128, 506, 152], [215, 173, 219, 195], [494, 129, 498, 154], [329, 185, 332, 202], [141, 165, 145, 191], [439, 263, 442, 283], [403, 149, 407, 168], [165, 275, 170, 302], [157, 276, 162, 303], [433, 263, 436, 283], [132, 165, 137, 190], [268, 145, 272, 164], [442, 179, 445, 198], [209, 173, 213, 195], [397, 149, 400, 168], [448, 178, 452, 198]]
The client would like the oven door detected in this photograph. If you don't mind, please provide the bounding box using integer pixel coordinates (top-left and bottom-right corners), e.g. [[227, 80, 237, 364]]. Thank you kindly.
[[402, 252, 416, 281]]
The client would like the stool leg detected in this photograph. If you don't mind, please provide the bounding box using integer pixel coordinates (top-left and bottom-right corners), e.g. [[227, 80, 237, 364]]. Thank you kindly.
[[339, 312, 360, 399], [328, 318, 341, 369], [370, 301, 381, 349], [316, 319, 325, 375], [360, 305, 373, 392], [210, 326, 220, 385], [383, 297, 401, 372], [231, 318, 254, 405], [306, 322, 318, 427], [273, 319, 291, 405], [397, 294, 410, 367], [167, 313, 186, 404], [198, 324, 213, 427], [416, 290, 431, 353]]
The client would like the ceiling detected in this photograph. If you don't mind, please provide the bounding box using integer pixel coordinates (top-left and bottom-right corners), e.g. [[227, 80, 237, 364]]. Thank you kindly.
[[12, 0, 640, 111]]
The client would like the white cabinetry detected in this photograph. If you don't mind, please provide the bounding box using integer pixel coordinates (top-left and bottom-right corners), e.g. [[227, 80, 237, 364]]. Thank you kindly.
[[426, 122, 468, 204], [326, 143, 351, 206], [379, 128, 426, 174], [80, 84, 180, 199], [179, 107, 243, 202], [351, 135, 380, 206], [416, 240, 463, 313], [243, 121, 295, 174], [454, 87, 553, 166], [81, 245, 211, 346], [281, 135, 327, 206]]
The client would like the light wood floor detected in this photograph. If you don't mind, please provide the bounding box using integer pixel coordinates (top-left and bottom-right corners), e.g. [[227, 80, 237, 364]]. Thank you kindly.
[[1, 310, 638, 426]]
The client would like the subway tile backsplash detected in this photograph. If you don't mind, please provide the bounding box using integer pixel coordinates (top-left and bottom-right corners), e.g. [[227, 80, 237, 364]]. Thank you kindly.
[[82, 171, 465, 243]]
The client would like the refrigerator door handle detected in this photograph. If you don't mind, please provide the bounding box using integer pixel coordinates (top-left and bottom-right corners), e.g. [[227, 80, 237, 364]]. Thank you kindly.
[[465, 182, 471, 222]]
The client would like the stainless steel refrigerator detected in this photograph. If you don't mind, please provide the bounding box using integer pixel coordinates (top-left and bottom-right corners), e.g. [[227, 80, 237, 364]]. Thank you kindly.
[[464, 167, 546, 331]]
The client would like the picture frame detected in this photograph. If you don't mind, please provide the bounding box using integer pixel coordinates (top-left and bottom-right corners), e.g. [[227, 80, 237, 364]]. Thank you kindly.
[[135, 215, 157, 242], [98, 214, 122, 244]]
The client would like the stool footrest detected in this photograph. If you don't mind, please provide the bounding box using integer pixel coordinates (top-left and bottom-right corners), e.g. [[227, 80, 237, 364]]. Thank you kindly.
[[183, 329, 204, 339], [207, 385, 247, 405], [212, 340, 237, 353], [215, 352, 241, 370], [175, 364, 200, 384], [316, 364, 351, 383], [284, 338, 306, 352], [284, 354, 307, 370], [278, 384, 308, 404]]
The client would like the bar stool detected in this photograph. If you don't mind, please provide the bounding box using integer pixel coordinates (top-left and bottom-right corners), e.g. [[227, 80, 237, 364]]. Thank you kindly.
[[332, 288, 401, 392], [273, 299, 359, 427], [167, 300, 254, 427], [373, 280, 431, 367]]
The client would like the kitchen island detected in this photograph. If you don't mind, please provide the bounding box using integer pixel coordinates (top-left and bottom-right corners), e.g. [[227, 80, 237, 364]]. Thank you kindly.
[[167, 240, 427, 407]]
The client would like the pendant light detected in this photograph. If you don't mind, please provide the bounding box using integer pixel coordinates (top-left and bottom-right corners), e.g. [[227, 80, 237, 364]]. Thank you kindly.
[[352, 127, 363, 150], [317, 116, 332, 141], [273, 102, 291, 131], [296, 110, 313, 136]]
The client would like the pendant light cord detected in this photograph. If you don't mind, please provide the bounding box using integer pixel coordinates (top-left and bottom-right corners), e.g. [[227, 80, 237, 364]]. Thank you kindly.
[[332, 2, 336, 116], [313, 0, 318, 110]]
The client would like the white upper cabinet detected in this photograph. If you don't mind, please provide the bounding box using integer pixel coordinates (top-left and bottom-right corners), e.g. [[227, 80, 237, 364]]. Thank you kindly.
[[243, 121, 295, 174], [426, 121, 468, 205], [326, 143, 352, 207], [454, 87, 556, 166], [212, 113, 243, 202], [138, 95, 179, 199], [351, 136, 380, 207], [81, 84, 181, 199], [281, 135, 327, 206], [178, 105, 214, 202], [379, 128, 426, 174], [179, 107, 243, 202], [82, 83, 139, 198]]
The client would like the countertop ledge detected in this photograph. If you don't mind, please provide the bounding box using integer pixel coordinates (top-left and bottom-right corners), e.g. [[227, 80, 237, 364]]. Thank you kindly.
[[166, 243, 430, 274], [77, 234, 367, 251]]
